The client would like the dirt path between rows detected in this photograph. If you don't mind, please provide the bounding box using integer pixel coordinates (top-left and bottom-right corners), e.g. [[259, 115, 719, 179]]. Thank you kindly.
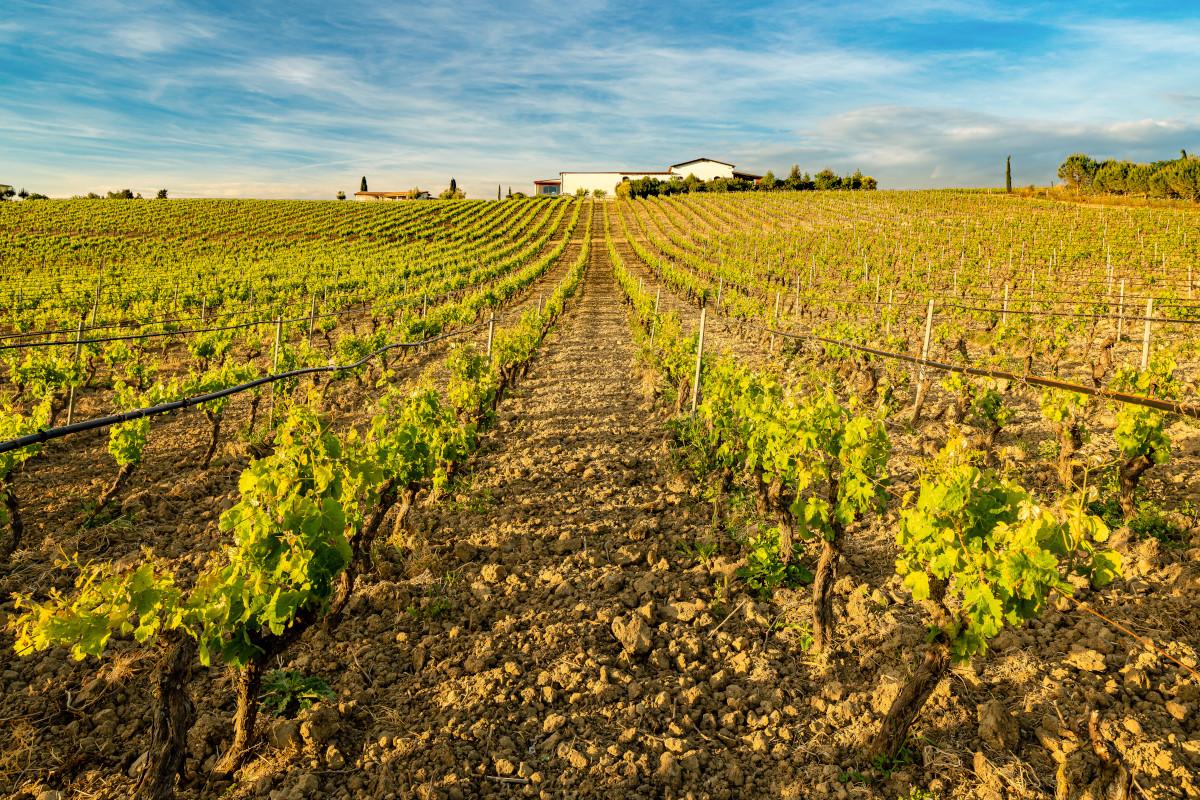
[[225, 209, 848, 800]]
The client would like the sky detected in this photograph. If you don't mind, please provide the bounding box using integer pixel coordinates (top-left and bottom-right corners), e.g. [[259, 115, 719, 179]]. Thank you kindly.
[[2, 0, 1199, 199]]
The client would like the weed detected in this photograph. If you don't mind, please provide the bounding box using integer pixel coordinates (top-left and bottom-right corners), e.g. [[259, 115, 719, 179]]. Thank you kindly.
[[406, 570, 459, 622], [80, 507, 137, 530], [736, 527, 812, 598], [710, 576, 728, 617], [260, 669, 335, 717], [772, 618, 814, 651], [675, 533, 719, 565], [1088, 492, 1192, 547]]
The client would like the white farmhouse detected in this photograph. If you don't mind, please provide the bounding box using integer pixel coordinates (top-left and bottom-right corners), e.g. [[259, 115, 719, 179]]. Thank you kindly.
[[555, 158, 760, 197]]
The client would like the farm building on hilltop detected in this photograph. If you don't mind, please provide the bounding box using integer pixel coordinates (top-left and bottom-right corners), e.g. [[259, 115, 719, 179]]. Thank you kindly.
[[552, 158, 761, 196], [354, 189, 431, 201], [533, 180, 561, 196]]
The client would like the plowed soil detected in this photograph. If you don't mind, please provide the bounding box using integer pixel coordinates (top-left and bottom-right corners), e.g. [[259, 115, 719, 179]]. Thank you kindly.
[[1, 203, 1199, 800]]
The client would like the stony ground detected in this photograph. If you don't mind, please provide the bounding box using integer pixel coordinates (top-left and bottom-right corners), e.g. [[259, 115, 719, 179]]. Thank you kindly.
[[1, 204, 1199, 800]]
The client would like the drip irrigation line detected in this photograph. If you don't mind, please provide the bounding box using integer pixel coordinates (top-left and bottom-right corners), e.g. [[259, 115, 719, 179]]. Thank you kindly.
[[0, 238, 580, 454], [0, 269, 528, 353], [0, 320, 496, 456], [734, 319, 1200, 420], [0, 211, 568, 344]]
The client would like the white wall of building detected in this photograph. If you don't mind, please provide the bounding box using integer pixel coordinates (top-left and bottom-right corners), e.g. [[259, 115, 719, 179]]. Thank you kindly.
[[669, 160, 735, 181], [559, 172, 677, 197]]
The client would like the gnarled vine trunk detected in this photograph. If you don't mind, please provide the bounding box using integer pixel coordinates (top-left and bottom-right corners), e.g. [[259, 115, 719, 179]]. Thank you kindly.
[[869, 637, 951, 760], [1, 479, 23, 566], [202, 410, 220, 469], [136, 635, 196, 800], [1054, 422, 1086, 489], [1118, 453, 1155, 521], [85, 462, 136, 526], [870, 581, 951, 760]]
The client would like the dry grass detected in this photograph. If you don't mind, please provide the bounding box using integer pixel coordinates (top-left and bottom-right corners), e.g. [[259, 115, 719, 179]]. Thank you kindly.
[[0, 721, 41, 796], [100, 649, 156, 685]]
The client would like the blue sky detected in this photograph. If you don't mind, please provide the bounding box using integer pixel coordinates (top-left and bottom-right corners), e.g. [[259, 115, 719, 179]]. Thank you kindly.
[[2, 1, 1199, 199]]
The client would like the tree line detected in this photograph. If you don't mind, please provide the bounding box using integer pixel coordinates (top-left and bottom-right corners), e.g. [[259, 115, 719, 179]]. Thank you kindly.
[[0, 186, 48, 200], [614, 165, 877, 200], [1057, 150, 1200, 202]]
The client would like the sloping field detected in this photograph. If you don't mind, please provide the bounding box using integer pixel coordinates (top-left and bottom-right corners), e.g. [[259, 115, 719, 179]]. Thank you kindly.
[[0, 193, 1197, 800]]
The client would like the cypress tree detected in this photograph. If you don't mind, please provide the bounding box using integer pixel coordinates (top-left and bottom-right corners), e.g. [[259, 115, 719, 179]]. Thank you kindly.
[[450, 178, 457, 193], [360, 176, 368, 192], [1005, 157, 1011, 193]]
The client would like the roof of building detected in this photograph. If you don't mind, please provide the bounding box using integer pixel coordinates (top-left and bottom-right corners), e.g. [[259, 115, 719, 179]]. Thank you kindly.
[[732, 171, 763, 180], [533, 179, 562, 185], [559, 171, 675, 175], [670, 158, 735, 169]]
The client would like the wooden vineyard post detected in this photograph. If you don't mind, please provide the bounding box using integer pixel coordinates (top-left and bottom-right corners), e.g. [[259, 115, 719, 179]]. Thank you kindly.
[[885, 288, 893, 337], [716, 277, 723, 310], [270, 317, 282, 429], [770, 291, 781, 352], [690, 307, 707, 417], [1002, 283, 1009, 327], [422, 295, 428, 318], [875, 274, 880, 305], [537, 294, 543, 316], [89, 274, 103, 325], [650, 288, 660, 347], [66, 319, 83, 426], [1116, 279, 1125, 340], [913, 299, 934, 414], [486, 312, 496, 365], [201, 296, 207, 325], [1107, 246, 1113, 296], [172, 283, 179, 310], [1189, 264, 1194, 301], [308, 295, 317, 338], [1141, 298, 1153, 370]]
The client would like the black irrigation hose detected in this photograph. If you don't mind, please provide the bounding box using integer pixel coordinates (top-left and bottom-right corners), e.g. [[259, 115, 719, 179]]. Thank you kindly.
[[735, 319, 1200, 420], [0, 262, 514, 343], [0, 272, 522, 352], [0, 320, 497, 455]]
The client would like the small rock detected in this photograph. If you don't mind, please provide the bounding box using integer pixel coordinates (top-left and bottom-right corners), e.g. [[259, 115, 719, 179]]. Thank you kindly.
[[1165, 700, 1188, 720], [1122, 718, 1143, 737], [37, 791, 62, 800], [481, 564, 507, 583], [454, 540, 478, 563], [977, 699, 1019, 753], [1065, 649, 1106, 673], [325, 745, 345, 770], [823, 682, 845, 702], [300, 704, 339, 748], [664, 737, 684, 753], [654, 751, 681, 787], [268, 720, 302, 750], [543, 713, 567, 733], [612, 614, 652, 657], [290, 772, 319, 799]]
